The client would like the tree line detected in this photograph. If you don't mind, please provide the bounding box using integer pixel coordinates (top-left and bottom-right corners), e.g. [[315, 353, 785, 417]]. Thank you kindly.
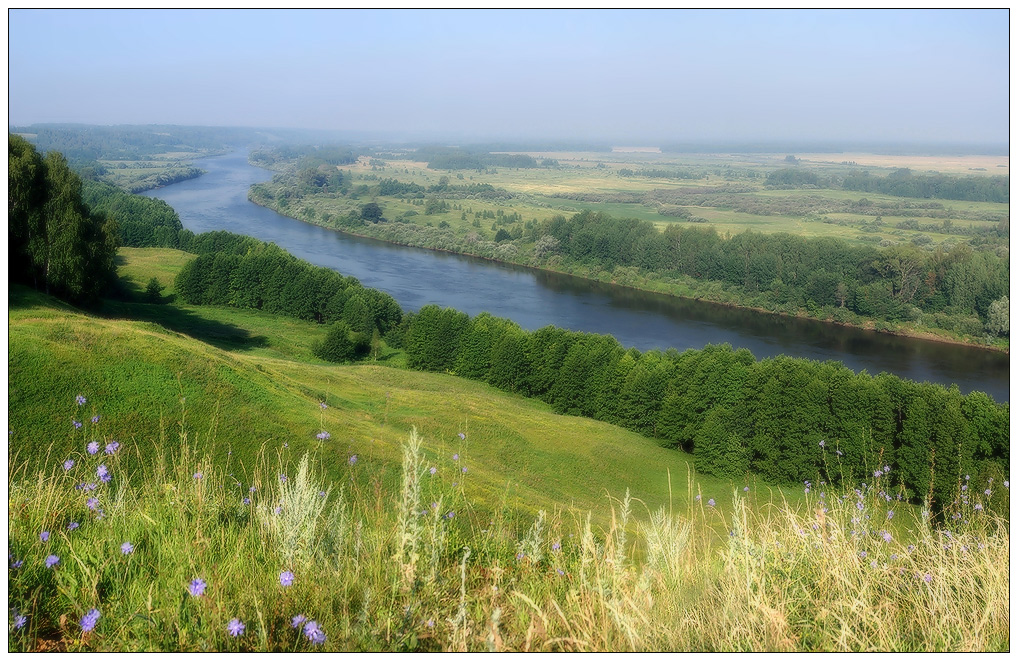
[[393, 304, 1008, 517], [539, 211, 1008, 328], [9, 134, 119, 304], [766, 167, 1009, 203]]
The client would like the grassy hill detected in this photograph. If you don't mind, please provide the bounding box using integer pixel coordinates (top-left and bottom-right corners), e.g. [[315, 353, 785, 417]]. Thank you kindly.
[[6, 249, 1008, 652]]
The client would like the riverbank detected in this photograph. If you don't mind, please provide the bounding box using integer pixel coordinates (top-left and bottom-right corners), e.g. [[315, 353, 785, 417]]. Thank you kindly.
[[247, 193, 1008, 356]]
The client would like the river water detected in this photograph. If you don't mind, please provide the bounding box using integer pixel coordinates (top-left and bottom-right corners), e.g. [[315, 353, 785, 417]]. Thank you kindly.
[[144, 150, 1009, 402]]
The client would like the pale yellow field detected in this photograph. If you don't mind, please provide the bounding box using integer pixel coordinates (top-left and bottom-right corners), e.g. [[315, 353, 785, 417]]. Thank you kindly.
[[799, 153, 1008, 175]]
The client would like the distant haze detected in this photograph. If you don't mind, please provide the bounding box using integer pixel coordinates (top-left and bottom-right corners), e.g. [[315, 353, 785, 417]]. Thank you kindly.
[[8, 9, 1008, 146]]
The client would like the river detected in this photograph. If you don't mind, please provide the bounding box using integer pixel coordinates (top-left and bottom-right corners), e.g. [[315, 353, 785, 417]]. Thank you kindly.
[[144, 150, 1009, 402]]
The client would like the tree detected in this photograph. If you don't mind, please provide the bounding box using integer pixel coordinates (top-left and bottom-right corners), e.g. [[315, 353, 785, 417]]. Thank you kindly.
[[314, 321, 366, 363], [361, 202, 384, 222], [986, 296, 1008, 335], [145, 277, 165, 303]]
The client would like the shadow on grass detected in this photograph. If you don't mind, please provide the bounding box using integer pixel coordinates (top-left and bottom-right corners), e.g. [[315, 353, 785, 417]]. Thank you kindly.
[[102, 299, 270, 353]]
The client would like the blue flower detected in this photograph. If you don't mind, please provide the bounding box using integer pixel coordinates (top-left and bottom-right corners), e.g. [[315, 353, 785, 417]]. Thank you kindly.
[[458, 432, 465, 440], [91, 415, 100, 424], [291, 614, 306, 628], [72, 420, 82, 429], [452, 453, 459, 461], [303, 620, 326, 645], [227, 618, 245, 637], [87, 497, 99, 510], [67, 521, 79, 531], [121, 542, 134, 555], [707, 498, 716, 507], [243, 497, 251, 505], [63, 459, 74, 471], [87, 442, 99, 455], [80, 608, 100, 632], [76, 394, 86, 406], [280, 570, 295, 587], [188, 578, 206, 597], [193, 472, 202, 480], [319, 402, 328, 409], [45, 555, 59, 568], [105, 441, 119, 455], [12, 613, 27, 630], [429, 467, 436, 475], [40, 531, 49, 542], [316, 431, 330, 440], [348, 455, 357, 466]]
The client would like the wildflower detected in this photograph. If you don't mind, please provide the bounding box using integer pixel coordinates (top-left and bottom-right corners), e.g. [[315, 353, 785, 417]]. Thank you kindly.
[[105, 441, 119, 454], [316, 431, 330, 440], [695, 495, 701, 501], [923, 573, 932, 583], [426, 619, 435, 628], [45, 555, 59, 568], [856, 501, 864, 511], [283, 443, 288, 448], [188, 578, 206, 597], [887, 510, 894, 520], [881, 531, 892, 543], [80, 608, 100, 632], [874, 470, 882, 478], [87, 497, 99, 510], [274, 506, 282, 515], [303, 620, 326, 645], [429, 467, 436, 475], [818, 439, 824, 448], [870, 560, 877, 569], [73, 420, 82, 429], [318, 491, 326, 498], [76, 394, 87, 406], [291, 614, 307, 628], [890, 553, 898, 560], [67, 521, 79, 531], [836, 450, 843, 456], [984, 488, 992, 496], [458, 432, 465, 440], [804, 487, 809, 495], [121, 542, 134, 555], [452, 453, 459, 461], [461, 466, 468, 474], [227, 618, 245, 637], [12, 613, 27, 630], [961, 484, 967, 491], [279, 474, 287, 483], [63, 459, 75, 471], [907, 545, 915, 553], [859, 551, 867, 559], [556, 568, 565, 576], [743, 486, 749, 492], [10, 558, 22, 569], [40, 531, 50, 542], [87, 442, 99, 455], [707, 498, 716, 507], [91, 415, 100, 424], [249, 486, 257, 493], [965, 475, 970, 481], [319, 402, 328, 409], [280, 570, 295, 587], [446, 511, 454, 519], [97, 464, 109, 479], [974, 503, 983, 511], [552, 541, 561, 552], [193, 472, 202, 480], [348, 455, 357, 466], [82, 482, 97, 492], [1004, 481, 1010, 488], [516, 552, 525, 560], [242, 498, 250, 505]]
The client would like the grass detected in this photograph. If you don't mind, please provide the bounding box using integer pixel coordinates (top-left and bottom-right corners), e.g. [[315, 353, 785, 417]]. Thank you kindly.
[[7, 416, 1010, 652]]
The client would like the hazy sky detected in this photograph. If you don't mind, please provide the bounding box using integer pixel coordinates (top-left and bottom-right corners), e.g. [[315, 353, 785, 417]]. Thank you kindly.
[[8, 9, 1009, 144]]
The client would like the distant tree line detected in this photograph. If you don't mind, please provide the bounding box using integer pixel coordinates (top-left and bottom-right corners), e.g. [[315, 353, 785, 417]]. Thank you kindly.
[[173, 231, 402, 335], [9, 134, 119, 303], [394, 305, 1008, 517], [766, 167, 1009, 203], [618, 168, 705, 180], [537, 211, 1008, 327], [410, 146, 540, 171]]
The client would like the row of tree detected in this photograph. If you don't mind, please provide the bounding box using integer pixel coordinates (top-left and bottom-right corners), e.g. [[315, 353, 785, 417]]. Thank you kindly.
[[767, 167, 1009, 203], [539, 211, 1008, 324], [173, 232, 402, 334], [9, 135, 119, 303], [394, 305, 1008, 516]]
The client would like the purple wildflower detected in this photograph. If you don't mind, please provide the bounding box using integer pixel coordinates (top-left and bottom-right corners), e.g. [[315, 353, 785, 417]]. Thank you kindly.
[[82, 482, 97, 492], [836, 450, 843, 456], [923, 573, 932, 583], [452, 453, 459, 461], [121, 542, 134, 555], [280, 570, 295, 587], [72, 420, 82, 429], [984, 489, 992, 496], [291, 614, 306, 628], [426, 619, 435, 628], [461, 466, 467, 474], [348, 455, 357, 466], [193, 472, 202, 480], [97, 465, 109, 480], [881, 531, 892, 543], [105, 441, 119, 455], [319, 402, 328, 409], [874, 470, 882, 478], [249, 486, 257, 493], [316, 431, 330, 440], [87, 497, 99, 510], [743, 486, 750, 492], [67, 521, 79, 531], [556, 568, 565, 576], [303, 620, 326, 645], [45, 555, 59, 568], [707, 498, 716, 507], [818, 439, 825, 448], [63, 459, 74, 471], [429, 467, 436, 475], [87, 442, 99, 455], [859, 551, 867, 559], [76, 394, 86, 406], [188, 578, 206, 597], [91, 415, 100, 424], [227, 618, 245, 637], [458, 432, 466, 440], [552, 541, 561, 551], [318, 491, 326, 498], [12, 613, 27, 630], [279, 474, 287, 483], [695, 495, 701, 501], [446, 511, 455, 519], [80, 608, 100, 632], [974, 503, 983, 511], [10, 558, 23, 569], [40, 531, 49, 542], [887, 510, 894, 520], [243, 497, 250, 505], [856, 501, 864, 511], [1004, 481, 1009, 488]]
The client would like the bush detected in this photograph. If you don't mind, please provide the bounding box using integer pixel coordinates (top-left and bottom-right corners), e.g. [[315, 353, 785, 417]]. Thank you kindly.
[[313, 322, 368, 363]]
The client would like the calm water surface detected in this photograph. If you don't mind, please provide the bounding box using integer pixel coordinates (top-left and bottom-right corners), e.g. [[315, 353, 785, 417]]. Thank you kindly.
[[145, 151, 1009, 402]]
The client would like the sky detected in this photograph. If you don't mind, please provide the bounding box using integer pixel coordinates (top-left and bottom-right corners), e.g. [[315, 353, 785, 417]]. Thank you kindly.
[[7, 9, 1010, 145]]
